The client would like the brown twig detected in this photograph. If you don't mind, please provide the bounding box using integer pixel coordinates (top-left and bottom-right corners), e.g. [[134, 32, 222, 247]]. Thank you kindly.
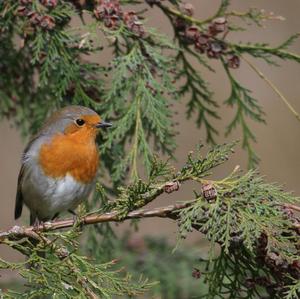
[[156, 3, 270, 27], [283, 203, 300, 213], [1, 199, 299, 250], [0, 202, 192, 244], [1, 198, 299, 243]]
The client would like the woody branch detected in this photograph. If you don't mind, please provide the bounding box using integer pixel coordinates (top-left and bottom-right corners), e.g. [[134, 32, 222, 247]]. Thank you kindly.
[[0, 200, 299, 246], [0, 202, 192, 244]]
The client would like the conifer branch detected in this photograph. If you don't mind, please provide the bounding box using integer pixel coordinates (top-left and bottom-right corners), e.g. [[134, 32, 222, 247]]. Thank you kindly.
[[153, 0, 300, 166], [0, 202, 191, 244], [0, 142, 300, 297], [283, 203, 300, 213], [1, 1, 300, 297], [1, 199, 299, 246]]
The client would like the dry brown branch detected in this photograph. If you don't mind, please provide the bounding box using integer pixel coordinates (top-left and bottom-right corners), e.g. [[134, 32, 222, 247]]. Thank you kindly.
[[1, 199, 299, 252], [0, 202, 192, 244], [284, 203, 300, 213]]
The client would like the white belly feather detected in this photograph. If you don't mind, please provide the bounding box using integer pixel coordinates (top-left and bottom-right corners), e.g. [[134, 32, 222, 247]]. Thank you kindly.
[[21, 161, 94, 221]]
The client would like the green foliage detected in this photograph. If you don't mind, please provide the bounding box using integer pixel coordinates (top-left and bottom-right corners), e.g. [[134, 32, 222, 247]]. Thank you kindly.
[[234, 38, 300, 65], [100, 142, 236, 218], [158, 0, 300, 166], [1, 141, 300, 298], [178, 167, 299, 255], [1, 1, 300, 298], [1, 0, 300, 171], [0, 227, 152, 298], [94, 143, 299, 299], [285, 280, 300, 299], [222, 62, 265, 167], [99, 36, 177, 181], [176, 49, 219, 144], [174, 147, 300, 298]]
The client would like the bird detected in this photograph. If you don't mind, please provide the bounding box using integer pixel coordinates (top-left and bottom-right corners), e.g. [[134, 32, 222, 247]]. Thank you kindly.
[[14, 105, 112, 225]]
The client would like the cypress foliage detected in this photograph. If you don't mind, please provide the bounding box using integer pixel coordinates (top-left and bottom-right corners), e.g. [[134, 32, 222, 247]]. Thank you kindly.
[[0, 1, 299, 298]]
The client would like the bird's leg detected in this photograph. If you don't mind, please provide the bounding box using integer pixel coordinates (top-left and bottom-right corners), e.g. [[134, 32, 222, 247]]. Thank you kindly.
[[68, 209, 77, 218], [51, 213, 60, 221], [32, 218, 44, 231]]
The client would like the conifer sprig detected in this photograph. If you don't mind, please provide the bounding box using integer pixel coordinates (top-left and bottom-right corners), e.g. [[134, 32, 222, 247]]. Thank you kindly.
[[0, 143, 299, 298], [1, 1, 300, 298], [1, 0, 300, 170], [154, 0, 300, 166], [99, 38, 177, 181]]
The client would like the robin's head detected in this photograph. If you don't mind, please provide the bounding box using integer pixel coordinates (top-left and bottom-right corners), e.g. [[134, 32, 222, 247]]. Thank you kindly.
[[41, 105, 112, 139]]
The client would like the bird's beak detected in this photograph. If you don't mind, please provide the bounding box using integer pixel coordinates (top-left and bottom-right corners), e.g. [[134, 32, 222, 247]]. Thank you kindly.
[[95, 121, 112, 128]]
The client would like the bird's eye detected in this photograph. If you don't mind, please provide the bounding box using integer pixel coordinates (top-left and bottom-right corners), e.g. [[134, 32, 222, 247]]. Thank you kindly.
[[75, 119, 85, 126]]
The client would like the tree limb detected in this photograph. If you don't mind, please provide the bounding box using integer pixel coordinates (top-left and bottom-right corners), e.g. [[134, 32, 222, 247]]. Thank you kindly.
[[284, 203, 300, 213], [0, 202, 192, 244]]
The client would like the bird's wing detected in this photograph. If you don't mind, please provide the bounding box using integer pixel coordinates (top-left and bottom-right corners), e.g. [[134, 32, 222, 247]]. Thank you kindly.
[[14, 134, 41, 220]]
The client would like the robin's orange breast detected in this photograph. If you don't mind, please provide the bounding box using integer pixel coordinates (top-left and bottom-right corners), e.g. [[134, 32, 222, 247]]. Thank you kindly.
[[39, 131, 99, 184]]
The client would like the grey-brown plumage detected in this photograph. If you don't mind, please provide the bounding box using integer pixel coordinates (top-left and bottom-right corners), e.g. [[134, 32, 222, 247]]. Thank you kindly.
[[14, 105, 111, 224]]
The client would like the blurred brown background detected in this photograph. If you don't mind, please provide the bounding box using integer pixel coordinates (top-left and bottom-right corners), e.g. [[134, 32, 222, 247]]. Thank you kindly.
[[1, 0, 300, 279]]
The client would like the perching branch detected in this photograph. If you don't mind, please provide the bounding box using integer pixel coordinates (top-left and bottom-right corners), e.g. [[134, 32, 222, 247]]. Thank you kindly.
[[2, 199, 299, 248], [1, 142, 300, 298], [0, 202, 191, 245], [284, 203, 300, 213]]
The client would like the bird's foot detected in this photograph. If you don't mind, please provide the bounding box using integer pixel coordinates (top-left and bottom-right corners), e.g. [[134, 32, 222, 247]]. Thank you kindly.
[[32, 218, 44, 231]]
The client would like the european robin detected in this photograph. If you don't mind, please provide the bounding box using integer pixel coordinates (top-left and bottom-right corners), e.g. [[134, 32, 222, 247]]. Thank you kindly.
[[14, 105, 112, 225]]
